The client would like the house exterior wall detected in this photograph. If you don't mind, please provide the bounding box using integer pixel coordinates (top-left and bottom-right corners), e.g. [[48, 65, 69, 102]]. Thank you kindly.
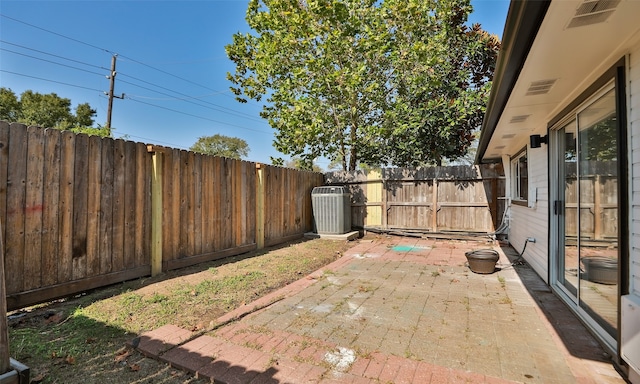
[[629, 40, 640, 300], [507, 147, 549, 282], [623, 38, 640, 383]]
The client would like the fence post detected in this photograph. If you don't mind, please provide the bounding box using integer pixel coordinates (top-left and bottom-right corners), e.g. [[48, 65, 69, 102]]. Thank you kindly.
[[490, 178, 498, 230], [381, 177, 388, 230], [256, 163, 265, 250], [148, 146, 163, 276], [432, 178, 438, 232], [0, 219, 9, 375]]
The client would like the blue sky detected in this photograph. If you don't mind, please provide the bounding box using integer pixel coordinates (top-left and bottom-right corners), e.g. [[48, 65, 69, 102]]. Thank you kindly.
[[0, 0, 509, 168]]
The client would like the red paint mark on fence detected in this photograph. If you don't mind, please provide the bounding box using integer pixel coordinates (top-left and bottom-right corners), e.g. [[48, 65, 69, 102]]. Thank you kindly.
[[6, 204, 45, 215]]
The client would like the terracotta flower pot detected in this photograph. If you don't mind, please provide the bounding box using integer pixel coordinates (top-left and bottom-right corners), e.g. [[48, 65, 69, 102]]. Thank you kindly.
[[465, 249, 499, 274]]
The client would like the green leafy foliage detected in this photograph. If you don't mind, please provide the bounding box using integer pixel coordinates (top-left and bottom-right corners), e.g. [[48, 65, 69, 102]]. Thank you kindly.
[[226, 0, 499, 170], [0, 87, 109, 137], [189, 133, 250, 159]]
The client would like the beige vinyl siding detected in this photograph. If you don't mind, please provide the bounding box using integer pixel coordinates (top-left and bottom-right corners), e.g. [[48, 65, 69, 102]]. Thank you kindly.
[[508, 147, 549, 282]]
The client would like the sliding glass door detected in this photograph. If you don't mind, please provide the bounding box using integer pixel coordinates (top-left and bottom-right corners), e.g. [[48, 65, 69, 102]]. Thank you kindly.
[[552, 83, 619, 342]]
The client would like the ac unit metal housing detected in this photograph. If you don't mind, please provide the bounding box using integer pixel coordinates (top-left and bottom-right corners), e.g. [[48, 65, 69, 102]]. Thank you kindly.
[[311, 186, 351, 234]]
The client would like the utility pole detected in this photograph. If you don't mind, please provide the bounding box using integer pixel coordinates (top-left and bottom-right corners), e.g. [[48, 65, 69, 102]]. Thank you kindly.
[[105, 54, 124, 135]]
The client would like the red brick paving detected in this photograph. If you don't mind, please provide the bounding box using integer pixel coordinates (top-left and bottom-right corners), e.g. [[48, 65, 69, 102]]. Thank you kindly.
[[131, 236, 626, 384]]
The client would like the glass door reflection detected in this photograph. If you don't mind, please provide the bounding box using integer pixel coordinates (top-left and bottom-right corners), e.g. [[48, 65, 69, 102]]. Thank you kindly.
[[558, 120, 578, 298], [577, 88, 618, 338]]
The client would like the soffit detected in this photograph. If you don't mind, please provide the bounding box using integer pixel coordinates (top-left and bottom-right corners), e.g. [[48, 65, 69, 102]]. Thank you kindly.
[[481, 0, 640, 161]]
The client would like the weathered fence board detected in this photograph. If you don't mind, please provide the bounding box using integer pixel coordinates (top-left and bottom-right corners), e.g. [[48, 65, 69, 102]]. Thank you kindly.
[[42, 129, 61, 286], [325, 165, 506, 233], [87, 135, 102, 278], [25, 126, 44, 290], [99, 138, 114, 275]]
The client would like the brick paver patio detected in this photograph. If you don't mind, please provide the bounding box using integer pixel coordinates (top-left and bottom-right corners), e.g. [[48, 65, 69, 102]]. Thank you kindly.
[[132, 235, 625, 383]]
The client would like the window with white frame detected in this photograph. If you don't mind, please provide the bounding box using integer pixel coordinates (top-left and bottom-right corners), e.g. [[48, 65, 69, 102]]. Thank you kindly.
[[511, 149, 528, 202]]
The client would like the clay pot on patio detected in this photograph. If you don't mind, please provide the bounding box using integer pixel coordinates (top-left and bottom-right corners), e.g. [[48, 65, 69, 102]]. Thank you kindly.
[[582, 256, 617, 285], [465, 249, 499, 274]]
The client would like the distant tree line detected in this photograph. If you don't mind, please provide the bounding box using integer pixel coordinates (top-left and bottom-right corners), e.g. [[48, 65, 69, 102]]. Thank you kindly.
[[0, 87, 109, 137]]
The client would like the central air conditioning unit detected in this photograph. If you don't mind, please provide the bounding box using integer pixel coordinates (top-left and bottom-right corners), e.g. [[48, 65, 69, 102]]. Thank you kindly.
[[311, 186, 351, 235]]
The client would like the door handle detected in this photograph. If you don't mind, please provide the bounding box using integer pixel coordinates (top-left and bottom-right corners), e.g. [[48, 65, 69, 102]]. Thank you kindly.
[[554, 200, 563, 215]]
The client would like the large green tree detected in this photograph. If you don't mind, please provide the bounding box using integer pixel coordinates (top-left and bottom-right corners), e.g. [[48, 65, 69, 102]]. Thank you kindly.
[[190, 134, 250, 159], [0, 88, 109, 137], [226, 0, 499, 170]]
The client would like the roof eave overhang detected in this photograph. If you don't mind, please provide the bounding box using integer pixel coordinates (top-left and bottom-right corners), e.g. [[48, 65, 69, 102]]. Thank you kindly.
[[475, 0, 551, 164]]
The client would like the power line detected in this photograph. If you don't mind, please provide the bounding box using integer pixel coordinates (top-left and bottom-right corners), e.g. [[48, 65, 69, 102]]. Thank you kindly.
[[0, 39, 107, 71], [118, 76, 263, 123], [0, 70, 103, 93], [0, 14, 231, 97], [0, 14, 114, 55], [117, 54, 227, 95], [0, 14, 258, 114], [126, 97, 272, 135], [112, 131, 189, 150], [120, 73, 259, 120], [123, 93, 227, 101], [0, 48, 105, 77], [0, 13, 273, 137], [0, 38, 258, 123]]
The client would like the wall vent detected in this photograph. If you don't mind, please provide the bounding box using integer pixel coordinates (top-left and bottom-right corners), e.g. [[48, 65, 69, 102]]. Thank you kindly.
[[526, 79, 556, 96], [567, 0, 620, 28], [509, 114, 530, 124]]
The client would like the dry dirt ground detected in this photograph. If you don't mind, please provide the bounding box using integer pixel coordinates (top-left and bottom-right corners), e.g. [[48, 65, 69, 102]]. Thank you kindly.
[[7, 237, 359, 384]]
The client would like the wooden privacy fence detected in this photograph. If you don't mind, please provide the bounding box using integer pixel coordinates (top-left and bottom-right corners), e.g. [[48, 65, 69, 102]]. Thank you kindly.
[[564, 161, 619, 241], [0, 121, 323, 310], [325, 165, 505, 233]]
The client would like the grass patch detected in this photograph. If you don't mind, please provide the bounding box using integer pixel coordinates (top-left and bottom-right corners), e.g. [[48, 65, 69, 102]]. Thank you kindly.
[[8, 238, 353, 384]]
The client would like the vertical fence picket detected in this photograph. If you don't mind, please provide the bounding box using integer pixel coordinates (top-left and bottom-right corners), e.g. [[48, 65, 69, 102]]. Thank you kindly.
[[201, 155, 211, 253], [24, 126, 44, 290], [58, 131, 75, 284], [5, 123, 27, 294], [42, 129, 61, 286], [86, 135, 102, 277], [112, 139, 126, 272], [212, 156, 222, 252], [193, 153, 202, 255], [72, 133, 89, 280], [179, 150, 189, 258], [0, 122, 9, 260], [123, 141, 137, 269], [99, 138, 114, 275], [135, 142, 148, 268]]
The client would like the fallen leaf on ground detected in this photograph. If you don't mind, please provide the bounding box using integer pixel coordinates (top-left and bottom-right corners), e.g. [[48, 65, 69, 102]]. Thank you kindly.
[[31, 372, 47, 383], [45, 312, 65, 324], [115, 349, 132, 363], [129, 363, 140, 371], [65, 356, 76, 365]]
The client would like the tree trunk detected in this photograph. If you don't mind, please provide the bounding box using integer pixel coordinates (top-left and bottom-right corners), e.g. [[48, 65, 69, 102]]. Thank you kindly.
[[348, 125, 357, 171]]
